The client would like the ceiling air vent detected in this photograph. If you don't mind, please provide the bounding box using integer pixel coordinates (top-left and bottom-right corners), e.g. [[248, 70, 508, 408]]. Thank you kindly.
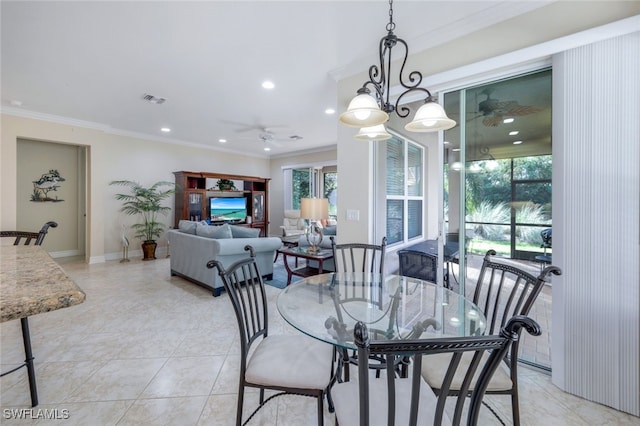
[[142, 94, 166, 104]]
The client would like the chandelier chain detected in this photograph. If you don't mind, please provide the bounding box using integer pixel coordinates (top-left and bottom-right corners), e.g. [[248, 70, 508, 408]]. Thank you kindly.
[[386, 0, 395, 32]]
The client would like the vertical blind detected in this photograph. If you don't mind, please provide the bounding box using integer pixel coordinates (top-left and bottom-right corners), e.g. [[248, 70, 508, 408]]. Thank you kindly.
[[553, 31, 639, 416]]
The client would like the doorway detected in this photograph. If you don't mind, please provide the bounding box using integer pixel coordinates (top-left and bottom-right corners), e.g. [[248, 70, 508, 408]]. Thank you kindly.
[[16, 139, 87, 258], [442, 68, 553, 370]]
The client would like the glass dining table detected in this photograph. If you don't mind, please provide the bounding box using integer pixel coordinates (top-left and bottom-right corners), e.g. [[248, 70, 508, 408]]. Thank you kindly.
[[277, 272, 486, 350]]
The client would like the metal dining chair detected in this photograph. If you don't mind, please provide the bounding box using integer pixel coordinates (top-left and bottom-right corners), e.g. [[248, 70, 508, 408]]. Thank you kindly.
[[207, 246, 333, 426], [421, 249, 562, 425], [333, 316, 542, 426]]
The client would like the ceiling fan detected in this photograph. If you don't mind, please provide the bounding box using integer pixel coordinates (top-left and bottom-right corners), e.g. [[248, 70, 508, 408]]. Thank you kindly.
[[253, 128, 303, 150], [468, 88, 542, 127]]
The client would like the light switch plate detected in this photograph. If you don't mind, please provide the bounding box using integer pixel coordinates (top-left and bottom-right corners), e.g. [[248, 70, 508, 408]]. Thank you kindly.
[[346, 209, 360, 221]]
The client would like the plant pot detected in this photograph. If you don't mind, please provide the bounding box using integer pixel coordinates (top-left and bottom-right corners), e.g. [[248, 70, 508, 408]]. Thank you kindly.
[[141, 240, 157, 261]]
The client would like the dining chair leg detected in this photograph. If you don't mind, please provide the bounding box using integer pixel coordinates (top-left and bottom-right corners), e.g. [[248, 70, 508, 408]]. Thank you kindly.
[[317, 392, 324, 426], [512, 390, 521, 426], [235, 384, 245, 426]]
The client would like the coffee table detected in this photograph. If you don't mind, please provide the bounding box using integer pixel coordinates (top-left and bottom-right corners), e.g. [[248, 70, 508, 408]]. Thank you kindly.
[[276, 246, 334, 285]]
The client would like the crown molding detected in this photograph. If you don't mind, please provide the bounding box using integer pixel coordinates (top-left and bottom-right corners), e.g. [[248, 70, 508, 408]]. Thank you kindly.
[[328, 1, 554, 82]]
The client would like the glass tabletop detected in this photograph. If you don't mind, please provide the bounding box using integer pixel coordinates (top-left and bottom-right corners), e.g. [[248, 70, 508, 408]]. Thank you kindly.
[[277, 272, 486, 350]]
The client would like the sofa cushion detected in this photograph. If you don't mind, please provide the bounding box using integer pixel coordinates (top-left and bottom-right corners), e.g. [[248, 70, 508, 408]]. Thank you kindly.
[[324, 225, 337, 236], [196, 223, 232, 239], [178, 220, 198, 234], [230, 225, 260, 238]]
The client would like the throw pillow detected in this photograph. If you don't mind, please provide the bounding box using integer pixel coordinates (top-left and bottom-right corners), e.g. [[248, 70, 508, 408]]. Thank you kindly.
[[229, 225, 260, 238], [178, 220, 197, 234], [196, 223, 232, 239]]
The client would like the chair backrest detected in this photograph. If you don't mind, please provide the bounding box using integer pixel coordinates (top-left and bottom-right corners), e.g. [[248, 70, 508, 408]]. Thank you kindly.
[[0, 221, 58, 246], [282, 209, 305, 232], [331, 236, 387, 274], [472, 250, 561, 335], [540, 228, 552, 248], [353, 316, 541, 426], [207, 246, 268, 366], [472, 250, 561, 381], [397, 249, 437, 282]]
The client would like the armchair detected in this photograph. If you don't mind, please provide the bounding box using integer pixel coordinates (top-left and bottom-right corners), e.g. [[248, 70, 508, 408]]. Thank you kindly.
[[279, 209, 306, 237]]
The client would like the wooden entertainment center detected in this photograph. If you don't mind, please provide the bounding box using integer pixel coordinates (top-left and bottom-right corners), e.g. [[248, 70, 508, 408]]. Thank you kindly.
[[173, 171, 270, 236]]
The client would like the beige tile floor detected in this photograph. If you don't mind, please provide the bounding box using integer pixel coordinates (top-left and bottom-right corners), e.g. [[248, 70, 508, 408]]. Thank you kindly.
[[1, 256, 637, 425]]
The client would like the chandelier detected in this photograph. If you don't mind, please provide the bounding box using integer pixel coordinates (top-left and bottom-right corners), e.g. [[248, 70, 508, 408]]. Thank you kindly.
[[339, 0, 456, 137]]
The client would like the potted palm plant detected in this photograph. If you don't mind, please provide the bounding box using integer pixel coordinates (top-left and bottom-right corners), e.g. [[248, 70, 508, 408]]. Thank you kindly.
[[110, 180, 176, 260]]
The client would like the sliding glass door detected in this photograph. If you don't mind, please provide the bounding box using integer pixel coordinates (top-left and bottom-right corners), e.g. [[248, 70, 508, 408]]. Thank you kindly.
[[442, 68, 553, 370]]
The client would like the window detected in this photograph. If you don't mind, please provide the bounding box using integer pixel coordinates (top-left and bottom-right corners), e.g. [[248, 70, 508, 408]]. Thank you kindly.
[[323, 171, 337, 217], [291, 168, 311, 210], [284, 165, 337, 213], [386, 134, 424, 245]]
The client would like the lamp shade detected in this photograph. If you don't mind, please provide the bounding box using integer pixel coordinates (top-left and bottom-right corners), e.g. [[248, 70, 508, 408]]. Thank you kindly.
[[339, 93, 389, 128], [300, 198, 329, 220], [404, 101, 456, 132], [353, 124, 392, 141]]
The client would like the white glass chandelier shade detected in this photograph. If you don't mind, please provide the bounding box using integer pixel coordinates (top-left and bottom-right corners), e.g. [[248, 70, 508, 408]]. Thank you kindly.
[[339, 93, 389, 128], [353, 124, 392, 141], [404, 101, 457, 132]]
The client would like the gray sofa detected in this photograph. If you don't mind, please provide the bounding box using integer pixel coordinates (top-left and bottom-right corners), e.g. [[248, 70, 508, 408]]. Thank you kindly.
[[168, 221, 282, 296]]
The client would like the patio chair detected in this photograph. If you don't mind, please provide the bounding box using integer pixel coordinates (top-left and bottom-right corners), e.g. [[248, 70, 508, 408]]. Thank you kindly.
[[397, 249, 438, 283], [534, 228, 552, 267], [421, 249, 562, 426], [207, 246, 333, 426], [333, 316, 542, 426], [0, 220, 58, 407]]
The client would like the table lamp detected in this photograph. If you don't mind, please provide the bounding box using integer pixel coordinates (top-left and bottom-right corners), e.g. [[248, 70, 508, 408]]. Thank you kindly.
[[300, 198, 329, 253]]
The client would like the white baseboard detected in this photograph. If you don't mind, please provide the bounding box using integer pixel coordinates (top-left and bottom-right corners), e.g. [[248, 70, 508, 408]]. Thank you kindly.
[[49, 249, 81, 258]]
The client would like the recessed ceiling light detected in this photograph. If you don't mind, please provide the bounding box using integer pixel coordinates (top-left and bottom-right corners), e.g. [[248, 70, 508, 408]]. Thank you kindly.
[[509, 131, 519, 136], [161, 127, 171, 132], [10, 100, 22, 107], [444, 141, 450, 145], [325, 108, 335, 115], [513, 140, 523, 145], [503, 118, 515, 124], [264, 146, 271, 151], [262, 81, 275, 89], [218, 139, 227, 143], [452, 148, 460, 152]]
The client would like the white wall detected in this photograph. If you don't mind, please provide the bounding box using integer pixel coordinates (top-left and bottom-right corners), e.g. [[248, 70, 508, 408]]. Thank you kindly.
[[1, 114, 269, 262]]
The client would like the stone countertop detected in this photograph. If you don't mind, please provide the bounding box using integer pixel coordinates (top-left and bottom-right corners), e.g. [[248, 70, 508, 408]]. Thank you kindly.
[[0, 245, 86, 323]]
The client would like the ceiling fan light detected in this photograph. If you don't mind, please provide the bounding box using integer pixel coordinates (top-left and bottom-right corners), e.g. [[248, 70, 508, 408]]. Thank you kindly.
[[405, 101, 456, 132], [353, 124, 392, 141], [339, 93, 388, 127]]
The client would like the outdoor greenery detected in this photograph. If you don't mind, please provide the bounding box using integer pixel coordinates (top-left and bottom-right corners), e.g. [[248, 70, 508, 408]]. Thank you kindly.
[[292, 169, 311, 210], [110, 180, 176, 242], [446, 155, 552, 254]]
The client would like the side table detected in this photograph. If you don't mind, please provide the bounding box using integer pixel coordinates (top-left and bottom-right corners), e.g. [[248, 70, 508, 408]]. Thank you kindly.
[[276, 246, 334, 285]]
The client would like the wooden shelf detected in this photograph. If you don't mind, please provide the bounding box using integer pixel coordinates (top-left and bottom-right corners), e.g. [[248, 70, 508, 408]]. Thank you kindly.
[[173, 171, 270, 236]]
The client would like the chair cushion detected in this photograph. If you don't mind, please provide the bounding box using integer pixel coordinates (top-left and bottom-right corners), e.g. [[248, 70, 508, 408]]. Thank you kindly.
[[332, 375, 450, 426], [421, 352, 512, 392], [245, 335, 333, 390]]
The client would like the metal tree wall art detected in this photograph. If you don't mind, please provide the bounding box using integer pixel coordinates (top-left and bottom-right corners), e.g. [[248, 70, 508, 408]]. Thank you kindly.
[[31, 169, 66, 202]]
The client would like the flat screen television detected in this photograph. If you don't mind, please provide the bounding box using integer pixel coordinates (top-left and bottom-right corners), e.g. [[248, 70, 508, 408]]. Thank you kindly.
[[210, 197, 247, 222]]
